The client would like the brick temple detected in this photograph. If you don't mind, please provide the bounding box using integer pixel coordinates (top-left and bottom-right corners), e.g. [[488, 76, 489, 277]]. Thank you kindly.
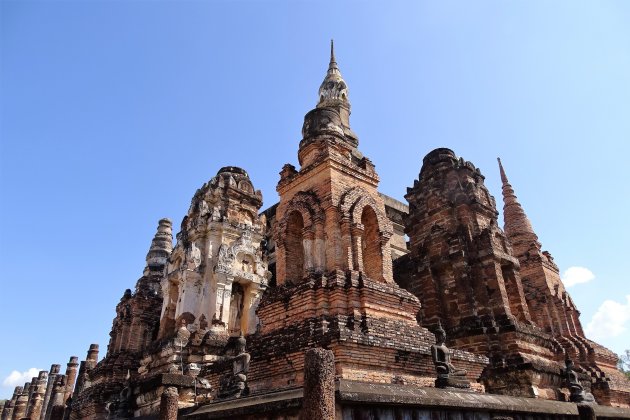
[[3, 42, 629, 420]]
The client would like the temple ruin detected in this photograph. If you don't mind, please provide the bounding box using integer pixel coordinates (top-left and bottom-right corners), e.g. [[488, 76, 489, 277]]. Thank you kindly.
[[2, 42, 629, 420]]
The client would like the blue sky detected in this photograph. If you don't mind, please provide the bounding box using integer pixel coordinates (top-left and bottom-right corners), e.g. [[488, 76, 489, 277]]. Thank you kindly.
[[1, 0, 629, 399]]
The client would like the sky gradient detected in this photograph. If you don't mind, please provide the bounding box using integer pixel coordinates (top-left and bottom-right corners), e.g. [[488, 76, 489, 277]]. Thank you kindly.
[[1, 0, 629, 399]]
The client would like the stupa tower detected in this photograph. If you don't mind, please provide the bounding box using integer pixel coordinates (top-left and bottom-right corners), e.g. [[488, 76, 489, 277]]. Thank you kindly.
[[248, 42, 488, 394]]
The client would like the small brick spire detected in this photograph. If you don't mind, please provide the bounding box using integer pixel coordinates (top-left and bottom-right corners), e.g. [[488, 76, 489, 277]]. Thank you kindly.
[[144, 218, 173, 275], [498, 158, 539, 253]]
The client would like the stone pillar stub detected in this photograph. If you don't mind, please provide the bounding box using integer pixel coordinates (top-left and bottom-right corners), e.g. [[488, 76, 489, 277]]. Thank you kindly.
[[63, 357, 79, 404], [26, 371, 47, 420], [159, 387, 178, 420], [12, 383, 29, 420], [301, 348, 335, 420], [86, 344, 99, 363], [44, 375, 65, 420], [2, 386, 22, 420], [40, 364, 59, 420]]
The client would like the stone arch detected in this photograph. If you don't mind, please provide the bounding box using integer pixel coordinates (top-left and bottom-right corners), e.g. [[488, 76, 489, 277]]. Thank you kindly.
[[338, 187, 392, 281], [275, 191, 325, 284], [339, 187, 391, 238], [276, 191, 322, 244]]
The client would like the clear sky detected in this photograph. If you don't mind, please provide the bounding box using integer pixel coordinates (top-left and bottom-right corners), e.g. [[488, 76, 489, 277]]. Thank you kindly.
[[1, 0, 629, 399]]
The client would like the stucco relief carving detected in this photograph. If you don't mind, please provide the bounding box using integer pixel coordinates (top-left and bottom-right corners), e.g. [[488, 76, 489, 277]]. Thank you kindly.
[[215, 230, 267, 283]]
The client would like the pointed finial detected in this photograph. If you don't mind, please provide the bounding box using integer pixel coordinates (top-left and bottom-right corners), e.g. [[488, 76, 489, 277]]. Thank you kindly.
[[497, 157, 508, 184], [328, 39, 339, 72], [318, 40, 348, 107], [330, 39, 336, 64], [498, 157, 538, 246]]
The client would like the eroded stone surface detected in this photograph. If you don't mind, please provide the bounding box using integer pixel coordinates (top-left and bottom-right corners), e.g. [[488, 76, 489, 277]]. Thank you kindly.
[[15, 42, 630, 420], [301, 348, 335, 420]]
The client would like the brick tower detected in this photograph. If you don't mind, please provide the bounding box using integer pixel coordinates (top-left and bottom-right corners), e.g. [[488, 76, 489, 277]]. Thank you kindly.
[[69, 219, 173, 419], [400, 148, 566, 399], [248, 43, 488, 394], [498, 158, 630, 407]]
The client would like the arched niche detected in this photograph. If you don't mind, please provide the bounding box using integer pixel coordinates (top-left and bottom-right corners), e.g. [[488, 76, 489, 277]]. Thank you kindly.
[[285, 210, 305, 283], [228, 283, 245, 336], [361, 206, 383, 281]]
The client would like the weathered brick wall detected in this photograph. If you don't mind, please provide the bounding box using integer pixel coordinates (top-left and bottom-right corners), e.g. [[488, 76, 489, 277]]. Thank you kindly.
[[400, 148, 569, 399], [241, 271, 488, 395]]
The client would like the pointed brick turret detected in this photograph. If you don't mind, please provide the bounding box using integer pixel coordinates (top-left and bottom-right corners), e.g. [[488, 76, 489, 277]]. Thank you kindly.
[[143, 218, 173, 276], [498, 158, 539, 256], [497, 158, 630, 406]]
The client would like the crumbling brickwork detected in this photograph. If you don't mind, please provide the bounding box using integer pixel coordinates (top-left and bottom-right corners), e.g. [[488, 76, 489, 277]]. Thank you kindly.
[[396, 147, 630, 405], [12, 42, 630, 419], [498, 158, 629, 406], [249, 46, 488, 397]]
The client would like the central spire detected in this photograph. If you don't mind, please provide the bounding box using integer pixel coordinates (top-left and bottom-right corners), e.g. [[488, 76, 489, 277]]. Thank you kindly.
[[328, 39, 338, 73], [318, 39, 350, 108]]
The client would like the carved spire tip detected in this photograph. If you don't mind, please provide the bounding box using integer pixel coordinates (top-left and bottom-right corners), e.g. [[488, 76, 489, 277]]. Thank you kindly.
[[497, 157, 508, 184], [330, 39, 336, 64]]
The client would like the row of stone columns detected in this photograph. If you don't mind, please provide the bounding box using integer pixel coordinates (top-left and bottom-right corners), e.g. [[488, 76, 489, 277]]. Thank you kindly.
[[1, 357, 79, 420]]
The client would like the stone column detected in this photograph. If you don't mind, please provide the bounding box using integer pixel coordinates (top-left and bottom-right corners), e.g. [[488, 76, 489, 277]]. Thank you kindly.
[[324, 207, 344, 271], [40, 364, 60, 420], [11, 383, 29, 420], [301, 348, 335, 420], [25, 377, 38, 411], [303, 230, 314, 272], [62, 357, 79, 405], [339, 216, 353, 272], [351, 225, 364, 272], [2, 386, 22, 420], [314, 219, 325, 272], [86, 344, 99, 366], [45, 375, 66, 420], [72, 361, 87, 397], [216, 279, 233, 325], [0, 403, 5, 420], [73, 344, 98, 397], [245, 284, 263, 335], [158, 387, 178, 420], [26, 371, 48, 420]]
